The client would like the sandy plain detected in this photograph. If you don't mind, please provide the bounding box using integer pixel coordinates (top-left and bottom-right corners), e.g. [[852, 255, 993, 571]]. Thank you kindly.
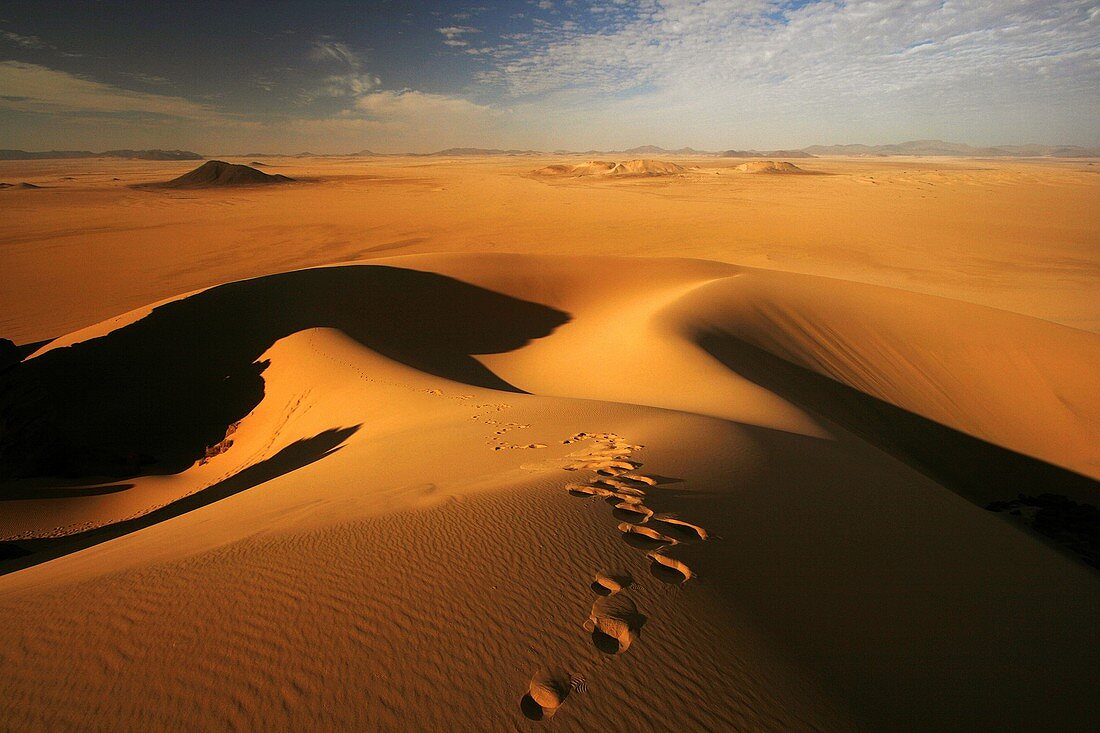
[[0, 154, 1098, 731]]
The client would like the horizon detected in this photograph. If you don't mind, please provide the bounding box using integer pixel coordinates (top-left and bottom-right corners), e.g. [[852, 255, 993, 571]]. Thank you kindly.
[[2, 1, 1098, 153], [5, 137, 1099, 158]]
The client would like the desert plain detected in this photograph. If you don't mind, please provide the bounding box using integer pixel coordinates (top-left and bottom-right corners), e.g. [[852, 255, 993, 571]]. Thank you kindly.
[[1, 154, 1098, 731]]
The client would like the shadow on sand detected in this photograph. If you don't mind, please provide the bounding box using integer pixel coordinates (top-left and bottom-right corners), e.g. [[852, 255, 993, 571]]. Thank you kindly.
[[0, 425, 359, 575], [0, 265, 569, 482], [696, 329, 1099, 567]]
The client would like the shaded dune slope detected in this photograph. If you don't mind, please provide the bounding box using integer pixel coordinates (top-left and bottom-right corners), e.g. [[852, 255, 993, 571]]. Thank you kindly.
[[0, 266, 568, 482]]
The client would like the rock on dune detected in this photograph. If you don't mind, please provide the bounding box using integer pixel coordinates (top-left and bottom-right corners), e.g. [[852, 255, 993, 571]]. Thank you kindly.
[[157, 160, 294, 189], [534, 158, 684, 177], [734, 161, 807, 174]]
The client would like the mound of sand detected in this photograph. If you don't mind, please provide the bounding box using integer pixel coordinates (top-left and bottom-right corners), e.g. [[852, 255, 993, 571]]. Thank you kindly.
[[734, 160, 807, 174], [155, 160, 294, 188], [534, 159, 684, 177], [0, 182, 41, 189]]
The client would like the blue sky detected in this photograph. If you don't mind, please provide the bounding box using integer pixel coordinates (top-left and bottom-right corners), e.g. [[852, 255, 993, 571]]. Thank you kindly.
[[1, 0, 1097, 152]]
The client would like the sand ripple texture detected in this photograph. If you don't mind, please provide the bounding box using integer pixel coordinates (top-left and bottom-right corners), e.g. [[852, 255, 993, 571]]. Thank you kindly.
[[0, 480, 843, 732]]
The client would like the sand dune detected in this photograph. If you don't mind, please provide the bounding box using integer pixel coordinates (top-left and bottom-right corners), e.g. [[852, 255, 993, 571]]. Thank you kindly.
[[0, 155, 1097, 731], [1, 249, 1097, 731]]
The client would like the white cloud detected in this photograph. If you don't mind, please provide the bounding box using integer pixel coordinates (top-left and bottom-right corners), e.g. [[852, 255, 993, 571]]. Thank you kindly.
[[303, 39, 381, 100], [474, 0, 1100, 146], [437, 25, 481, 47], [349, 89, 500, 149], [1, 30, 49, 49], [308, 40, 363, 67], [0, 61, 218, 120]]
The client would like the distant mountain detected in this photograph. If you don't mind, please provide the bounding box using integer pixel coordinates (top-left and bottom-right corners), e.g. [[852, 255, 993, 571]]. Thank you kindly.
[[423, 148, 543, 156], [0, 149, 203, 161], [603, 145, 712, 155], [719, 149, 815, 158], [802, 139, 1100, 157], [104, 149, 204, 161]]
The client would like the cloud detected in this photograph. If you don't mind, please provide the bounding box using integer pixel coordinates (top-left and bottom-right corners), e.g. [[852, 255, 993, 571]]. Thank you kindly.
[[355, 89, 494, 122], [302, 39, 381, 101], [0, 61, 219, 120], [472, 0, 1100, 146], [1, 30, 49, 49], [349, 89, 499, 149], [437, 25, 480, 47], [309, 40, 363, 67]]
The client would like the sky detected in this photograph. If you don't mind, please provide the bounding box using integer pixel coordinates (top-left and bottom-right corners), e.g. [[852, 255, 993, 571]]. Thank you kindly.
[[1, 0, 1097, 153]]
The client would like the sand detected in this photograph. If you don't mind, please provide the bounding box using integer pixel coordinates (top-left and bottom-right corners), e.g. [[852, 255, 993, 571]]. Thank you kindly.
[[0, 155, 1098, 731]]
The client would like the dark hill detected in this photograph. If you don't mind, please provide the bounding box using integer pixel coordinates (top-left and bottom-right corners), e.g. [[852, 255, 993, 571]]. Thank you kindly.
[[156, 161, 294, 188]]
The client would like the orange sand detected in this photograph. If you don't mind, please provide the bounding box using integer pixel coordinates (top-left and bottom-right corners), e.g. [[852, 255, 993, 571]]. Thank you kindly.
[[1, 155, 1097, 731]]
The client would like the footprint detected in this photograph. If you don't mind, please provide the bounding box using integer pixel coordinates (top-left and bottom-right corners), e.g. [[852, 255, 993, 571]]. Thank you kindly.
[[583, 594, 646, 655], [592, 569, 633, 596], [617, 522, 677, 549], [647, 551, 694, 585], [592, 478, 646, 496], [612, 502, 654, 524], [567, 459, 640, 473], [520, 669, 586, 720], [565, 483, 610, 498], [651, 515, 709, 542], [603, 491, 644, 506]]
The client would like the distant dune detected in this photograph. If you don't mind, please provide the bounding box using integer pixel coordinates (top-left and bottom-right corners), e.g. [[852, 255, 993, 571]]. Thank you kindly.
[[0, 182, 42, 189], [150, 160, 294, 188], [734, 161, 808, 174], [535, 159, 685, 177]]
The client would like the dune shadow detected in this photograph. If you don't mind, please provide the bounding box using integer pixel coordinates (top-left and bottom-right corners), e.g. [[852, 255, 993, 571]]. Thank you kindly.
[[696, 329, 1100, 567], [0, 482, 133, 501], [0, 425, 358, 576], [0, 266, 570, 483]]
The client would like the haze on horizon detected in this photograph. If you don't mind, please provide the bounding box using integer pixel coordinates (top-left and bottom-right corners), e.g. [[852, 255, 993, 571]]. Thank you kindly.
[[1, 0, 1098, 154]]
